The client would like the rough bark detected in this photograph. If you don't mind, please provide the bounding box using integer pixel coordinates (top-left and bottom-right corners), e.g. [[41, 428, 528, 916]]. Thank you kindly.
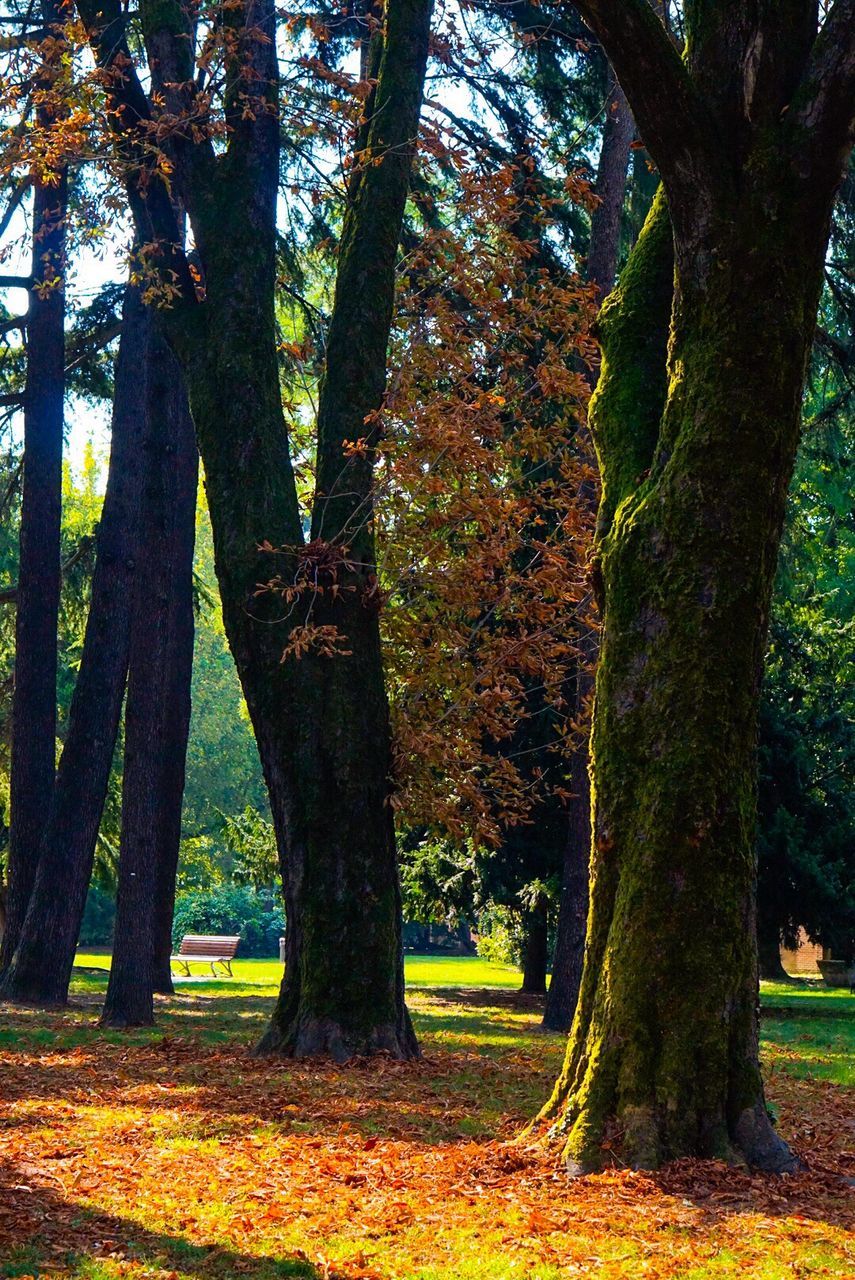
[[535, 0, 855, 1172], [520, 896, 549, 995], [76, 0, 433, 1056], [0, 285, 150, 1005], [587, 78, 634, 300], [255, 0, 432, 1059], [74, 0, 432, 1055], [1, 11, 67, 969], [101, 327, 197, 1026]]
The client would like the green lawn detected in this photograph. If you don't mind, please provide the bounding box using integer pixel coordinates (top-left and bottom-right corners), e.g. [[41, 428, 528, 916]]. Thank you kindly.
[[74, 952, 524, 990]]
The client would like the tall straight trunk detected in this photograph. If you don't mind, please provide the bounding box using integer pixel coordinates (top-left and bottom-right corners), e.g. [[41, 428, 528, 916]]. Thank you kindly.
[[101, 327, 197, 1026], [543, 68, 634, 1033], [520, 896, 549, 995], [1, 15, 68, 968], [0, 285, 150, 1005], [542, 684, 591, 1031], [150, 450, 197, 995]]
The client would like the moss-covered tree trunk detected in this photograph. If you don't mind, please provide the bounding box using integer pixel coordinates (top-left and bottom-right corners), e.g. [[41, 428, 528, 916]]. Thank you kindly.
[[536, 0, 855, 1173], [255, 0, 431, 1059], [539, 182, 836, 1171], [136, 0, 429, 1057]]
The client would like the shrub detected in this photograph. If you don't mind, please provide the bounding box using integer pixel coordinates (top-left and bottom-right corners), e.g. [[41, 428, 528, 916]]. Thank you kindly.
[[79, 885, 116, 946], [172, 884, 284, 958]]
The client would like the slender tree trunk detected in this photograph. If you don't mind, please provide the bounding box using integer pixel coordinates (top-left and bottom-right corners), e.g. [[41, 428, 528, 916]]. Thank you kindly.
[[587, 78, 635, 300], [150, 441, 197, 995], [520, 896, 549, 995], [543, 710, 591, 1030], [1, 41, 67, 969], [101, 327, 197, 1026], [0, 285, 150, 1006]]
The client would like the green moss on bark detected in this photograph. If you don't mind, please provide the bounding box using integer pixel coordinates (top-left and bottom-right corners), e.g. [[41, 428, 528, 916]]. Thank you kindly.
[[538, 179, 831, 1172]]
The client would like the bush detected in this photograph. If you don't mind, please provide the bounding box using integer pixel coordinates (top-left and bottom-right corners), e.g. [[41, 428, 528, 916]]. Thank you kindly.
[[172, 884, 284, 958], [79, 885, 116, 946]]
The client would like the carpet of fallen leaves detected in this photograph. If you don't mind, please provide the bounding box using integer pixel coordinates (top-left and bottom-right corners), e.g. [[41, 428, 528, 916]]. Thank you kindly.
[[1, 988, 854, 1280]]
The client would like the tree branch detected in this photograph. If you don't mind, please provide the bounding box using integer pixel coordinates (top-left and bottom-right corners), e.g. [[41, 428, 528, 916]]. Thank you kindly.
[[789, 0, 855, 200], [565, 0, 730, 234], [75, 0, 196, 303], [0, 535, 94, 604]]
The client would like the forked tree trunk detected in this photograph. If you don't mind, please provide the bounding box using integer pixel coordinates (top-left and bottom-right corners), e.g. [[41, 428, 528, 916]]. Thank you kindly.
[[0, 285, 150, 1005], [101, 327, 197, 1026], [538, 182, 830, 1172], [78, 0, 433, 1058], [1, 80, 67, 970]]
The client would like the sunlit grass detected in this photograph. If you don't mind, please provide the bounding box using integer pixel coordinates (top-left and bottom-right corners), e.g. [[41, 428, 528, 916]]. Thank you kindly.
[[73, 951, 524, 991]]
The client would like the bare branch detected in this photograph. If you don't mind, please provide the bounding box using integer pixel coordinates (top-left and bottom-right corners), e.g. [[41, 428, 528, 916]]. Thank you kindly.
[[0, 535, 94, 605], [789, 0, 855, 199], [565, 0, 731, 232]]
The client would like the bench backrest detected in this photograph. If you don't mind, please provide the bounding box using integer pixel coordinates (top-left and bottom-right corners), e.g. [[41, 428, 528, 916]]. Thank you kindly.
[[179, 934, 241, 958]]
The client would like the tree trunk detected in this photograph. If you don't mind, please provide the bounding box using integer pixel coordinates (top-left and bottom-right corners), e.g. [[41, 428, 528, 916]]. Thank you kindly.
[[543, 718, 591, 1031], [101, 326, 197, 1026], [80, 0, 426, 1057], [0, 284, 150, 1006], [757, 922, 790, 984], [539, 179, 830, 1171], [1, 48, 67, 970], [587, 77, 634, 300], [150, 435, 197, 995], [520, 896, 549, 995]]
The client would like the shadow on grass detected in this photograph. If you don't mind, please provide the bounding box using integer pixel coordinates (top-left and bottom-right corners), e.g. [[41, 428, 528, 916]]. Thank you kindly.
[[0, 1162, 318, 1278]]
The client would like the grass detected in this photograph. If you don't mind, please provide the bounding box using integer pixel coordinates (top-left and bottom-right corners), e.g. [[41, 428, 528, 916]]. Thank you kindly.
[[74, 952, 524, 991], [0, 957, 852, 1280]]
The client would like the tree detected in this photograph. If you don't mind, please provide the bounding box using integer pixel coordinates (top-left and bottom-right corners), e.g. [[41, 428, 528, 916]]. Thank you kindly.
[[0, 282, 153, 1003], [0, 0, 68, 969], [537, 1, 855, 1172], [101, 325, 197, 1026], [69, 0, 434, 1058]]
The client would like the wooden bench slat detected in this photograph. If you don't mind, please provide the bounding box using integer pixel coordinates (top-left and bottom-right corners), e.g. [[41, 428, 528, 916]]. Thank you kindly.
[[170, 934, 240, 976]]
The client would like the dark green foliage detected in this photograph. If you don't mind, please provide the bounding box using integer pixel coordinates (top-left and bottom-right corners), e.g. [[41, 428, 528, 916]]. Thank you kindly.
[[171, 885, 285, 959], [78, 885, 116, 947]]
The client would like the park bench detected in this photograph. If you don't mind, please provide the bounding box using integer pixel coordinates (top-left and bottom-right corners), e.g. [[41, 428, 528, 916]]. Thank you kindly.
[[170, 934, 240, 978]]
